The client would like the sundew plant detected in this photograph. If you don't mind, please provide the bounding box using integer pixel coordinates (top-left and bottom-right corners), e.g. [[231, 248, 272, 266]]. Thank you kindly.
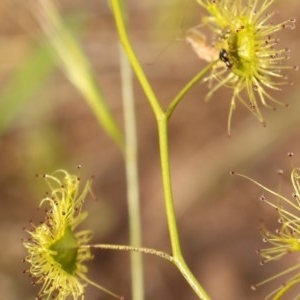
[[12, 0, 299, 299], [233, 157, 300, 299]]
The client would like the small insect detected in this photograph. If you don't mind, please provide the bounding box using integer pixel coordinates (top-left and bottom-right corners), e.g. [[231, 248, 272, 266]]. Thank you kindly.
[[186, 27, 233, 70], [219, 49, 232, 69]]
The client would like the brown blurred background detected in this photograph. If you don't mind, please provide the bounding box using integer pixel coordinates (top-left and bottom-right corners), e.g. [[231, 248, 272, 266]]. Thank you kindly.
[[1, 0, 300, 299]]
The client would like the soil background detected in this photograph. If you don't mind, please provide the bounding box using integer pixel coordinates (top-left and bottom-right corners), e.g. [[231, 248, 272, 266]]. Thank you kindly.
[[1, 0, 300, 299]]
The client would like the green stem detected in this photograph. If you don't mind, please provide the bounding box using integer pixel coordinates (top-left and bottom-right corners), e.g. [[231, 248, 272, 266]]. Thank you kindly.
[[157, 116, 182, 257], [120, 44, 144, 300], [110, 0, 211, 298], [173, 258, 211, 300], [109, 0, 163, 117], [157, 116, 211, 300], [166, 60, 217, 119], [83, 244, 173, 262], [85, 243, 210, 299]]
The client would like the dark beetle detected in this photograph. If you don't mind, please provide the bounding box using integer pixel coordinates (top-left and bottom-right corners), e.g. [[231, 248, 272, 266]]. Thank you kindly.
[[219, 49, 232, 69]]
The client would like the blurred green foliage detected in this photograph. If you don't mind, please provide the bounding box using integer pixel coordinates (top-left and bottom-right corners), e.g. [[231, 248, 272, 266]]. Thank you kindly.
[[0, 44, 55, 134]]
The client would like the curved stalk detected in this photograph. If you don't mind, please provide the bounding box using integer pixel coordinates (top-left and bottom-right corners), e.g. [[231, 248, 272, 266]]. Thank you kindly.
[[82, 244, 173, 262], [166, 60, 217, 119], [157, 116, 182, 257], [110, 0, 211, 298], [109, 0, 163, 117], [157, 116, 211, 300]]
